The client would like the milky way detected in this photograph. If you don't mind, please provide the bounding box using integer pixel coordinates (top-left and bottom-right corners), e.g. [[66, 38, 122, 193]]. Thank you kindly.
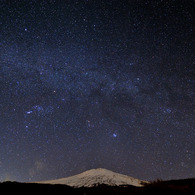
[[0, 0, 194, 182]]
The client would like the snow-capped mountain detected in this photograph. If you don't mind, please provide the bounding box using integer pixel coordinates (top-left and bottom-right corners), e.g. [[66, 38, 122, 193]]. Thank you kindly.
[[38, 168, 146, 187]]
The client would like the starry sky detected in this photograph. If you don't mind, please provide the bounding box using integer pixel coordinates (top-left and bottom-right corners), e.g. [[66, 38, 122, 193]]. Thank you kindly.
[[0, 0, 194, 182]]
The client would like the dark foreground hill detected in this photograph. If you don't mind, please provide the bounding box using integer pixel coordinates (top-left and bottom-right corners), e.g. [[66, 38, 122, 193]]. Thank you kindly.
[[0, 179, 194, 194]]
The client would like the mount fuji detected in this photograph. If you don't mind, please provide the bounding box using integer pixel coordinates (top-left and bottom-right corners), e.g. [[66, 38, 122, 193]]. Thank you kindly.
[[38, 168, 147, 187]]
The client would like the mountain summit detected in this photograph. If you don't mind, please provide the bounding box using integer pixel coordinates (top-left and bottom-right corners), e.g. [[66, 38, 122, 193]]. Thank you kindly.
[[39, 168, 146, 187]]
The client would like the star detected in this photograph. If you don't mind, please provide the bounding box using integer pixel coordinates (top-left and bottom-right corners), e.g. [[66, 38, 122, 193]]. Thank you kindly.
[[26, 110, 33, 115], [113, 133, 117, 138]]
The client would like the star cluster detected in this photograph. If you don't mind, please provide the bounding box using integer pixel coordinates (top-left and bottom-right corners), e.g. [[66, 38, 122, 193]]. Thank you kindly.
[[0, 0, 194, 182]]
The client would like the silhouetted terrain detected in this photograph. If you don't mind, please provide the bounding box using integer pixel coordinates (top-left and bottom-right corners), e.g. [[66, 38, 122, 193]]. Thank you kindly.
[[0, 179, 194, 194]]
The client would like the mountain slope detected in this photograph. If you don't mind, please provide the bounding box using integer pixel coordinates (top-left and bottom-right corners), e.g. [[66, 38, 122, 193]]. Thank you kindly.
[[38, 168, 146, 187]]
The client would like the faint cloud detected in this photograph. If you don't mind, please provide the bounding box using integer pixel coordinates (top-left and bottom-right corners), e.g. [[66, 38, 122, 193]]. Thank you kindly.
[[29, 160, 46, 178]]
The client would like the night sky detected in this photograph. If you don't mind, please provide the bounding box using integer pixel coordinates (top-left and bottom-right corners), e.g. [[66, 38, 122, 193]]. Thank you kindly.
[[0, 0, 194, 182]]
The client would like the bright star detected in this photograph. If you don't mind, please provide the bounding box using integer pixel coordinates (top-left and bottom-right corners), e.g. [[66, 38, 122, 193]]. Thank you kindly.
[[113, 133, 117, 138], [26, 110, 33, 114]]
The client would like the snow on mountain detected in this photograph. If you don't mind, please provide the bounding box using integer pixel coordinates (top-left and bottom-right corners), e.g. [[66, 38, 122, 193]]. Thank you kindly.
[[38, 168, 146, 187]]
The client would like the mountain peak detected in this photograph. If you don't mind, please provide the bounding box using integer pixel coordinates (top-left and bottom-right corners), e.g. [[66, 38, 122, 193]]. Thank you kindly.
[[38, 168, 147, 187]]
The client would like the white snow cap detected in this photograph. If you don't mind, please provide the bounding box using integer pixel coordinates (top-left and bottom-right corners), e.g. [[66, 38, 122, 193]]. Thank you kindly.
[[38, 168, 147, 187]]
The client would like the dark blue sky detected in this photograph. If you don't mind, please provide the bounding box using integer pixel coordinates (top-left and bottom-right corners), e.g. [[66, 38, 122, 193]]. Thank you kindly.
[[0, 0, 194, 182]]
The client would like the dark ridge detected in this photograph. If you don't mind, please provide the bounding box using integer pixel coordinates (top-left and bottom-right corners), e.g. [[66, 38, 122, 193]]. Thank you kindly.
[[0, 179, 194, 195]]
